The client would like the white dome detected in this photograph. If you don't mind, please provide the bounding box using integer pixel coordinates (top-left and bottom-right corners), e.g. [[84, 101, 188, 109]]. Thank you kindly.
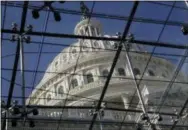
[[27, 18, 188, 110], [74, 18, 102, 35]]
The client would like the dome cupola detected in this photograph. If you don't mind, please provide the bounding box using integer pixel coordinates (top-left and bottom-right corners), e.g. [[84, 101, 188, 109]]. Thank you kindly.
[[74, 18, 102, 37], [74, 2, 102, 37]]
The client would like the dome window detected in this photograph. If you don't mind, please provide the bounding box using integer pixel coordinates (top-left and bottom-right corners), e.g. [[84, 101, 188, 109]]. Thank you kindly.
[[113, 43, 118, 49], [47, 94, 52, 102], [118, 68, 126, 76], [86, 73, 94, 83], [133, 68, 141, 77], [148, 70, 155, 76], [102, 69, 109, 79], [58, 86, 64, 95], [71, 79, 78, 88]]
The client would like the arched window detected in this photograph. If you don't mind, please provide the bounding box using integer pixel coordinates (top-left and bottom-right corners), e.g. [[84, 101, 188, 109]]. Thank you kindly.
[[58, 86, 63, 94], [71, 79, 78, 88], [148, 70, 155, 76], [102, 69, 109, 78], [133, 68, 140, 76], [113, 43, 118, 49], [86, 73, 94, 83], [118, 68, 126, 76], [47, 94, 51, 102]]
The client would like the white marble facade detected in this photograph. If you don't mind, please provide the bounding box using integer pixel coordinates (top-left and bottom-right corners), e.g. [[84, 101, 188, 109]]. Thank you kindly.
[[24, 18, 188, 130]]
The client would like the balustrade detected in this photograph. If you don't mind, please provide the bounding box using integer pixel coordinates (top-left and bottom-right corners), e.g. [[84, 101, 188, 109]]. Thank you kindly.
[[32, 108, 136, 122]]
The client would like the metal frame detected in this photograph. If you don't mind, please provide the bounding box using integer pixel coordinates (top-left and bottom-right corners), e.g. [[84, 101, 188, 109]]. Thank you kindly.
[[2, 116, 188, 129], [28, 10, 50, 105], [1, 104, 179, 117], [88, 2, 140, 130], [119, 2, 177, 129], [1, 1, 188, 130], [1, 2, 29, 130], [1, 1, 187, 27], [170, 98, 188, 129], [2, 29, 188, 50], [56, 2, 96, 130]]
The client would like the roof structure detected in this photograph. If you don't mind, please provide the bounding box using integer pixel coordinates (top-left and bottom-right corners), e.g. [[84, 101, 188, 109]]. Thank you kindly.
[[1, 1, 188, 130]]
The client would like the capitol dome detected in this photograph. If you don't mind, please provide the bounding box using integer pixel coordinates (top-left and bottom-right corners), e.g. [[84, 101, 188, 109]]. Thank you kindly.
[[25, 17, 188, 130], [27, 17, 188, 106]]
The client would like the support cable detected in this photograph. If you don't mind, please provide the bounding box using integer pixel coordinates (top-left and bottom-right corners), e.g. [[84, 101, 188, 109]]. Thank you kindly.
[[2, 76, 188, 110], [1, 2, 29, 130], [88, 2, 139, 130], [170, 98, 188, 130], [2, 29, 188, 50], [149, 41, 188, 129], [1, 1, 7, 31], [119, 2, 176, 130], [2, 68, 188, 85], [148, 1, 188, 11], [1, 49, 188, 60], [56, 2, 96, 130], [1, 1, 187, 27], [28, 10, 50, 105]]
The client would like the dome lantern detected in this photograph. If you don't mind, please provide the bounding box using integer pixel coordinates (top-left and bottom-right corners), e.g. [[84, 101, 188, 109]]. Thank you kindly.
[[74, 18, 103, 37], [74, 2, 103, 37]]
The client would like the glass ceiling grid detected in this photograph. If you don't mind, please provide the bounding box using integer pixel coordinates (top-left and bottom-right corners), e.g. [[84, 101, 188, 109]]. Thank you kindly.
[[1, 1, 188, 130]]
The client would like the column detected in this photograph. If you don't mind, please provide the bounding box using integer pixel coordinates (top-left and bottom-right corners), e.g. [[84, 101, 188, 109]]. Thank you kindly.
[[121, 94, 132, 121], [78, 71, 85, 87], [94, 67, 101, 81], [121, 94, 130, 109]]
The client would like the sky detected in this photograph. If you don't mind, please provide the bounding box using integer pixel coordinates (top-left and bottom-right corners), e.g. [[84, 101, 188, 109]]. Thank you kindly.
[[1, 1, 188, 104]]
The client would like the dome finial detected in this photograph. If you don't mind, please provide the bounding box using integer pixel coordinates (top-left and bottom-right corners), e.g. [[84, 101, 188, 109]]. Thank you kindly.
[[80, 1, 90, 20]]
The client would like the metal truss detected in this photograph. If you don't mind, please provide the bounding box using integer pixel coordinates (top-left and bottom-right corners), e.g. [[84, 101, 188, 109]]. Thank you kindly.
[[2, 29, 188, 50], [1, 1, 187, 27], [1, 1, 188, 130], [1, 2, 29, 130]]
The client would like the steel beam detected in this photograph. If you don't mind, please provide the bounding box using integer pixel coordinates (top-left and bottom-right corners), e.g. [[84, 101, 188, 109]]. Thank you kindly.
[[88, 2, 139, 130], [1, 1, 187, 27], [1, 2, 28, 130], [1, 104, 178, 117], [170, 98, 188, 130], [2, 29, 188, 50], [1, 116, 188, 128]]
